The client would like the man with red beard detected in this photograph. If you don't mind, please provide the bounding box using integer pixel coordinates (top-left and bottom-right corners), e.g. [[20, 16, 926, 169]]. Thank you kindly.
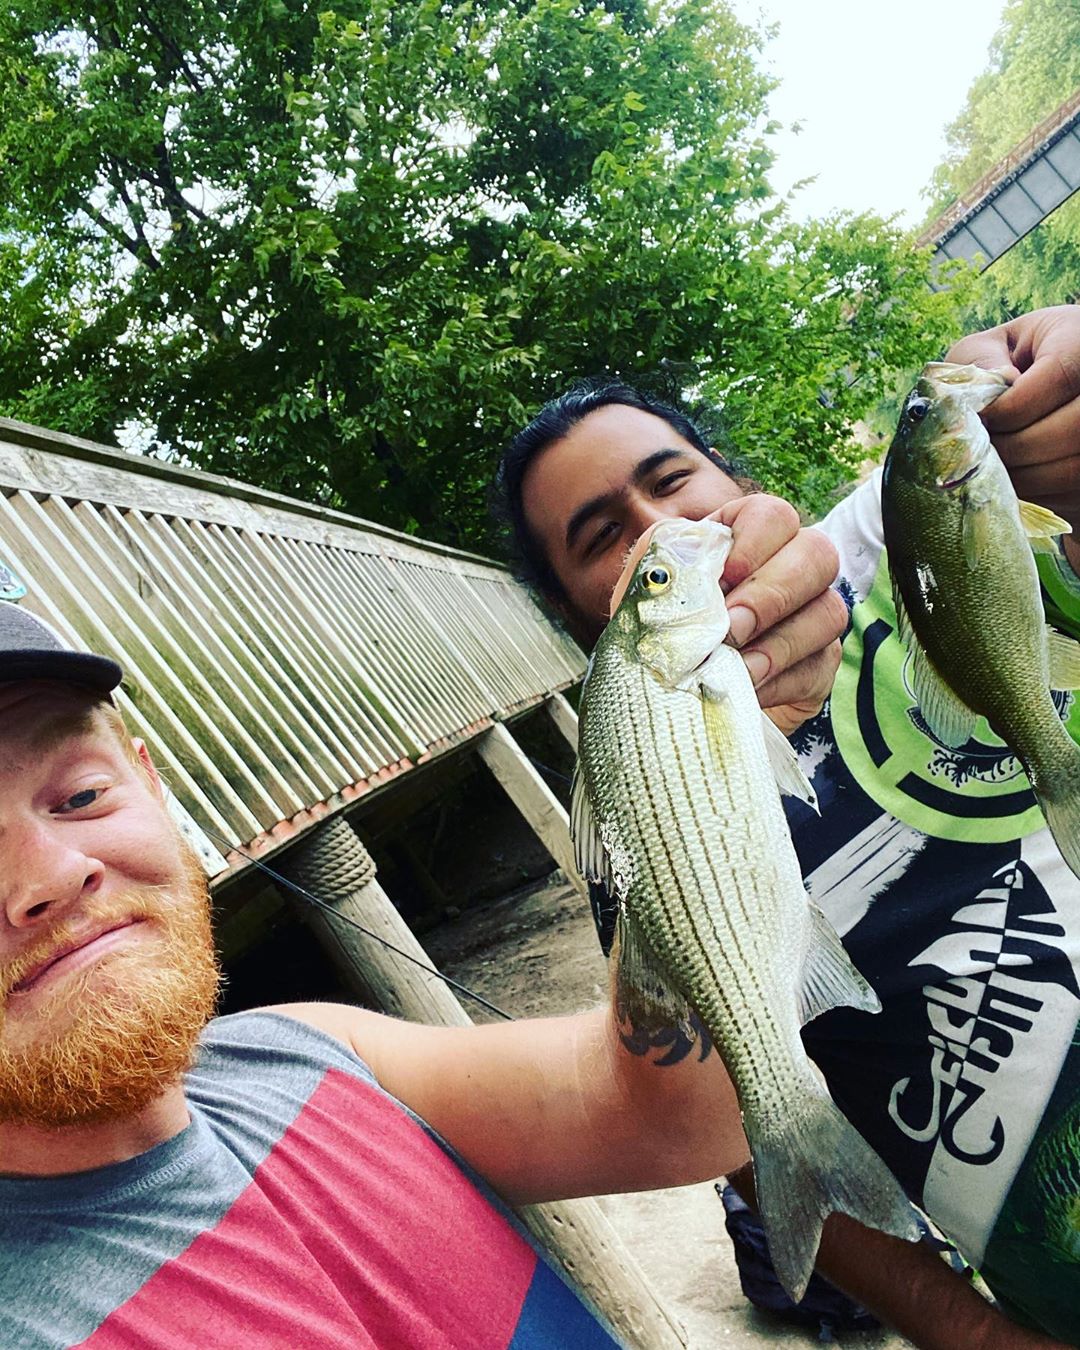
[[0, 603, 757, 1348]]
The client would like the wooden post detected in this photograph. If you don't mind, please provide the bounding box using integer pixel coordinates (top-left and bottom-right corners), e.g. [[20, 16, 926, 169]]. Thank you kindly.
[[476, 721, 589, 901], [544, 691, 579, 753], [277, 813, 686, 1349]]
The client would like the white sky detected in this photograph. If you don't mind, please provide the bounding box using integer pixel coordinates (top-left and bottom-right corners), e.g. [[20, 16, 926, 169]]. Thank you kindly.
[[729, 1, 1005, 227]]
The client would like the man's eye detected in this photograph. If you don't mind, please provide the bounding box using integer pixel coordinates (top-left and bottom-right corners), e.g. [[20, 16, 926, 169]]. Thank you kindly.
[[56, 787, 106, 814], [584, 521, 619, 557], [655, 471, 690, 495]]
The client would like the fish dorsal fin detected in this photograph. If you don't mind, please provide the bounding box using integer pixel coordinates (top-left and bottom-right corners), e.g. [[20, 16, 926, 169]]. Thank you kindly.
[[570, 764, 617, 896], [961, 495, 994, 570], [1047, 625, 1080, 690], [612, 913, 695, 1034], [797, 902, 880, 1026], [761, 711, 819, 810], [1019, 498, 1072, 552], [906, 642, 977, 748]]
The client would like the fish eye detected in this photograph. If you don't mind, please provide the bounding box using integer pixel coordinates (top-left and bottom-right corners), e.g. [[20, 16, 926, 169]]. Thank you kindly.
[[642, 565, 671, 593], [906, 398, 930, 423]]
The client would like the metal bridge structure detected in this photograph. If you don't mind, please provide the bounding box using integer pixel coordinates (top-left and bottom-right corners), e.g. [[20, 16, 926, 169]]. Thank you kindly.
[[919, 88, 1080, 285]]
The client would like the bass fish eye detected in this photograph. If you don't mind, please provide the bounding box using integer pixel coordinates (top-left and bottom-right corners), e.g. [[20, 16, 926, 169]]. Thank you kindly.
[[906, 398, 930, 424], [643, 565, 671, 593]]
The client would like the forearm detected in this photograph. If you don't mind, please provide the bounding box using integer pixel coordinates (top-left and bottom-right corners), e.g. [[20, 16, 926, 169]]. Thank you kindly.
[[730, 1166, 1068, 1350]]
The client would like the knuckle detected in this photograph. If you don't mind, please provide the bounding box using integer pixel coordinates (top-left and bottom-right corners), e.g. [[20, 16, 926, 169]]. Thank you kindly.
[[802, 526, 840, 580], [759, 494, 801, 535]]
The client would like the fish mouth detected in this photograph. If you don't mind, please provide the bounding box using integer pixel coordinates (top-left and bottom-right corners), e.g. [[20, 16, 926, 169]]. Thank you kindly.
[[609, 516, 733, 617], [940, 462, 981, 491]]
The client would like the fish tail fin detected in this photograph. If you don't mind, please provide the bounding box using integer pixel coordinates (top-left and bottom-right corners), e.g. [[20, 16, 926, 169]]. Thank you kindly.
[[1034, 736, 1080, 882], [747, 1085, 920, 1303]]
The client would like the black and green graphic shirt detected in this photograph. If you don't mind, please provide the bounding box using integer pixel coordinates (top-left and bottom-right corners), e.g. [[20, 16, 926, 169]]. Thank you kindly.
[[793, 471, 1080, 1341]]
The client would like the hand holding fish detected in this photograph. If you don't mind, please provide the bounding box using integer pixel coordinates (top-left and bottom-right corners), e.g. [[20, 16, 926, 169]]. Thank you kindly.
[[711, 495, 847, 735], [947, 305, 1080, 572]]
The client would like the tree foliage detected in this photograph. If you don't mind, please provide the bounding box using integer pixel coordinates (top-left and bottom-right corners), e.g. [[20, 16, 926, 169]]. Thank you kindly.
[[925, 0, 1080, 325], [0, 0, 960, 546]]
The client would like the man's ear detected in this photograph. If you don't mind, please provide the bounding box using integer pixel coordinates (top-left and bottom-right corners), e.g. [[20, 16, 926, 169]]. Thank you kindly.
[[132, 738, 164, 799]]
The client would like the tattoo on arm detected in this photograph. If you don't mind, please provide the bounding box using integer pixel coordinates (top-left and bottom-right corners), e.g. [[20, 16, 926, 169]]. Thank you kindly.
[[615, 998, 714, 1066]]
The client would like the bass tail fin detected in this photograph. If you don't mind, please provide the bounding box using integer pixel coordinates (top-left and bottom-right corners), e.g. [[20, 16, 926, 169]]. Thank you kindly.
[[1035, 736, 1080, 882], [746, 1085, 920, 1304]]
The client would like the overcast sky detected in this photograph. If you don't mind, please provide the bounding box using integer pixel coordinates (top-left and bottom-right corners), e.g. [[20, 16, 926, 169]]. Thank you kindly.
[[728, 1, 1006, 227]]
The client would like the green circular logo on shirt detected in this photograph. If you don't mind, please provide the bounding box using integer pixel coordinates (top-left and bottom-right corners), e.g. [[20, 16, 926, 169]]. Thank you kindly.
[[830, 552, 1078, 843]]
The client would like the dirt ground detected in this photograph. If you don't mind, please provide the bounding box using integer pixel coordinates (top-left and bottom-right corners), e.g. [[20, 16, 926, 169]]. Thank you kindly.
[[424, 875, 913, 1350]]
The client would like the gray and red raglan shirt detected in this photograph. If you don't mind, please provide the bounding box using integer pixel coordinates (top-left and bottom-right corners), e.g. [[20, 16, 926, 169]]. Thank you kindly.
[[0, 1011, 621, 1350]]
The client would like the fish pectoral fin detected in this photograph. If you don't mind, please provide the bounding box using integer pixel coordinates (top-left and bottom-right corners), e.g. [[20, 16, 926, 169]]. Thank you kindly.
[[700, 678, 737, 771], [798, 902, 880, 1025], [961, 494, 995, 570], [570, 764, 617, 896], [1019, 498, 1072, 551], [889, 575, 914, 649], [1047, 625, 1080, 691], [612, 915, 694, 1033], [907, 641, 977, 749], [761, 712, 818, 810]]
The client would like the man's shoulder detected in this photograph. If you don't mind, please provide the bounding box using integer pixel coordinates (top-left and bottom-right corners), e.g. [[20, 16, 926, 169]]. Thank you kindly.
[[191, 1005, 378, 1093]]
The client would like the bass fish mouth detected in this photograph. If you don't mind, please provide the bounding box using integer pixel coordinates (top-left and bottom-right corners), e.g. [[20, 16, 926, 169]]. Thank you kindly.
[[940, 462, 981, 491]]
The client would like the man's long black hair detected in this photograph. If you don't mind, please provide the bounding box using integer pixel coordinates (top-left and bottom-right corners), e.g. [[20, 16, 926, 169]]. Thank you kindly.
[[494, 381, 740, 605]]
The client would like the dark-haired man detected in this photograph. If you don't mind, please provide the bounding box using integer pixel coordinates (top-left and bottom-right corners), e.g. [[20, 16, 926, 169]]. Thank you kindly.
[[502, 306, 1080, 1347], [0, 604, 763, 1347]]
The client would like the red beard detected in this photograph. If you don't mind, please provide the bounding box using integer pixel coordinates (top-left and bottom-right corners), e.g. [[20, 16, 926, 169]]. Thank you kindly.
[[0, 847, 220, 1127]]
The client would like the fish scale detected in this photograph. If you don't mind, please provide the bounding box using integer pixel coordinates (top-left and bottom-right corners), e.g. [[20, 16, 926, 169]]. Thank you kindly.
[[571, 515, 920, 1301]]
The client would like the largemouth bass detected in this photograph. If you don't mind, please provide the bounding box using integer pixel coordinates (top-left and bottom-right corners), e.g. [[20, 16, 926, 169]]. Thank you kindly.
[[881, 361, 1080, 879], [571, 516, 918, 1302]]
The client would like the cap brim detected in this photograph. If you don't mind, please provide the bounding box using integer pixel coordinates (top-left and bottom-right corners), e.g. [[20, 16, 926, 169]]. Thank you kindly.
[[0, 649, 123, 694]]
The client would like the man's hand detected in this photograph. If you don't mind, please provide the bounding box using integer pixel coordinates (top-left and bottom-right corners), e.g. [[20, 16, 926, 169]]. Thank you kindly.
[[947, 305, 1080, 574], [714, 493, 847, 735]]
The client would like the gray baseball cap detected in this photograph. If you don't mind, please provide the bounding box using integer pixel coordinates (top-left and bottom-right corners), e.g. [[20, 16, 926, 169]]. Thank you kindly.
[[0, 604, 122, 694]]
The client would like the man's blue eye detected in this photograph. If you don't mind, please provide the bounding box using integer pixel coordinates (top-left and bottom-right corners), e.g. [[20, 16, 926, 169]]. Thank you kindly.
[[66, 789, 100, 810]]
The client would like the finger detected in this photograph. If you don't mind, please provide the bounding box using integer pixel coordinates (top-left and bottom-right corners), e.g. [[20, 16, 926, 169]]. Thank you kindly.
[[991, 397, 1080, 470], [712, 493, 801, 592], [945, 328, 1017, 381], [757, 642, 843, 734], [983, 345, 1080, 435], [740, 589, 849, 688], [724, 525, 839, 649], [1000, 456, 1080, 521]]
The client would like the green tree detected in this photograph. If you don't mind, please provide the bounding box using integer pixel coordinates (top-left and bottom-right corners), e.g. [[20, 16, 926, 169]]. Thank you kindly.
[[0, 0, 959, 546], [925, 0, 1080, 324]]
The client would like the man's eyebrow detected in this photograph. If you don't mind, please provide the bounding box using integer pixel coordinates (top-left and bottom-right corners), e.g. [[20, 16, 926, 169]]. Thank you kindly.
[[11, 708, 101, 758], [564, 448, 688, 551]]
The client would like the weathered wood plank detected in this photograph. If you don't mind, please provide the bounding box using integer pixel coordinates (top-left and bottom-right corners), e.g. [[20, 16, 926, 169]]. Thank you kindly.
[[476, 723, 589, 901], [545, 691, 580, 752]]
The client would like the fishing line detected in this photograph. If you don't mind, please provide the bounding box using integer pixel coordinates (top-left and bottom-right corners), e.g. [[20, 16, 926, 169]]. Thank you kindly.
[[196, 822, 514, 1022]]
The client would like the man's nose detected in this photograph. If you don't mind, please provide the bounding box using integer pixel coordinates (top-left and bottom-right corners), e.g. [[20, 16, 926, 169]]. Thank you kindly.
[[625, 497, 678, 540], [0, 820, 105, 929]]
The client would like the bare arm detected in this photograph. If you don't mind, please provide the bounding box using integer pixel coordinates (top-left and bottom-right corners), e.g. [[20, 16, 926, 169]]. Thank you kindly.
[[273, 999, 746, 1204], [273, 999, 1066, 1347], [730, 1164, 1069, 1350]]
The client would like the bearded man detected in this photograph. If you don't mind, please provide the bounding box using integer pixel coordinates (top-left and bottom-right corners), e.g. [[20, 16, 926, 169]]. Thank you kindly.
[[0, 603, 761, 1348]]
